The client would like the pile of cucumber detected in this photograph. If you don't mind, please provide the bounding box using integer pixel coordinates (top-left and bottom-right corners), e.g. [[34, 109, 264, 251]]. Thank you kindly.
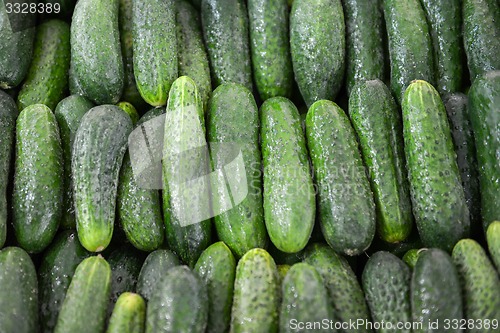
[[0, 0, 499, 332]]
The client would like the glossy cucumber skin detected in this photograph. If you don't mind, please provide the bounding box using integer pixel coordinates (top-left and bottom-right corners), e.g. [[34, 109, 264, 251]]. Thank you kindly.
[[343, 0, 385, 96], [71, 0, 124, 104], [383, 0, 434, 103], [17, 19, 70, 111], [402, 80, 469, 251], [137, 249, 180, 302], [72, 105, 132, 252], [0, 247, 38, 333], [290, 0, 345, 107], [248, 0, 293, 100], [201, 0, 253, 91], [55, 95, 94, 230], [132, 0, 177, 106], [306, 100, 375, 255], [13, 104, 63, 253], [107, 292, 146, 333], [486, 221, 500, 272], [261, 97, 315, 253], [207, 84, 266, 258], [402, 248, 424, 269]]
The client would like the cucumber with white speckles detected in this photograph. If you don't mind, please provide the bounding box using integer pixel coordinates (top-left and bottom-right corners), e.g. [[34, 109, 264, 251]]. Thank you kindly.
[[137, 249, 180, 302]]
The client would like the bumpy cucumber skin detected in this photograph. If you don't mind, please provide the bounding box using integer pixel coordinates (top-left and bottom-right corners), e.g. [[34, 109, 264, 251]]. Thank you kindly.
[[68, 63, 85, 96], [0, 247, 38, 333], [137, 249, 180, 302], [362, 251, 412, 333], [194, 242, 236, 333], [306, 100, 375, 255], [107, 292, 146, 333], [71, 0, 124, 104], [468, 71, 500, 229], [17, 19, 70, 111], [290, 0, 345, 107], [487, 221, 500, 272], [248, 0, 293, 100], [176, 0, 212, 110], [13, 104, 63, 253], [201, 0, 253, 90], [463, 0, 500, 82], [402, 80, 469, 251], [55, 95, 94, 230], [343, 0, 385, 96], [231, 248, 280, 333], [54, 256, 112, 333], [402, 248, 424, 269], [39, 230, 90, 333], [411, 249, 463, 333], [452, 239, 500, 330], [0, 91, 17, 248], [207, 84, 266, 258], [146, 266, 208, 333], [72, 105, 132, 252], [383, 0, 435, 103], [261, 97, 315, 253], [132, 0, 177, 107]]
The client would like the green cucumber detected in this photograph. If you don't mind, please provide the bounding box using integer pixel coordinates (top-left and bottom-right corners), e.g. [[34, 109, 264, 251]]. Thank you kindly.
[[231, 248, 280, 333], [146, 265, 208, 333], [72, 105, 133, 252], [137, 249, 180, 302], [194, 241, 236, 333], [71, 0, 124, 104], [17, 19, 70, 110], [132, 0, 177, 106], [0, 247, 38, 333], [248, 0, 293, 100], [306, 99, 375, 255], [54, 255, 112, 333], [207, 83, 266, 258], [201, 0, 253, 90], [55, 95, 94, 230], [13, 104, 63, 253], [486, 221, 500, 272], [383, 0, 434, 103], [68, 63, 85, 96], [107, 292, 146, 333], [290, 0, 345, 107], [402, 80, 469, 251], [468, 70, 500, 229], [362, 251, 412, 333], [402, 248, 425, 269], [117, 101, 139, 125], [277, 264, 290, 283]]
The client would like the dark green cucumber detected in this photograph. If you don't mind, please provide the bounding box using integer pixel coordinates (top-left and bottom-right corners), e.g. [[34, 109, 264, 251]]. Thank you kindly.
[[39, 230, 90, 333], [486, 221, 500, 272], [420, 0, 464, 94], [71, 0, 124, 104], [261, 97, 315, 253], [306, 100, 375, 255], [176, 0, 212, 110], [231, 248, 280, 333], [383, 0, 434, 103], [132, 0, 177, 106], [349, 80, 412, 244], [248, 0, 293, 100], [452, 239, 500, 330], [402, 248, 425, 269], [468, 70, 500, 229], [0, 247, 38, 333], [72, 105, 133, 252], [402, 80, 469, 251], [13, 104, 63, 253], [280, 263, 332, 333], [55, 95, 94, 230], [201, 0, 253, 90], [304, 243, 372, 333], [107, 292, 146, 333], [146, 265, 208, 333], [362, 251, 412, 333], [290, 0, 345, 106], [207, 83, 266, 258], [343, 0, 385, 95], [17, 19, 70, 110], [0, 91, 17, 248], [411, 248, 463, 332], [68, 63, 85, 96], [162, 76, 211, 267], [194, 241, 236, 333], [117, 101, 139, 125], [463, 0, 500, 82], [54, 255, 112, 333], [137, 249, 180, 302]]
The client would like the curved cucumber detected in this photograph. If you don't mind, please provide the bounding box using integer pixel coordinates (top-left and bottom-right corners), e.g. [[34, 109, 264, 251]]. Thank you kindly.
[[107, 292, 146, 333], [137, 249, 180, 302], [486, 221, 500, 273]]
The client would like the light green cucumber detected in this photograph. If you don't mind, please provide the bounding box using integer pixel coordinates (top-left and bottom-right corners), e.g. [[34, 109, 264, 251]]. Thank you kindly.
[[486, 221, 500, 273], [107, 292, 146, 333]]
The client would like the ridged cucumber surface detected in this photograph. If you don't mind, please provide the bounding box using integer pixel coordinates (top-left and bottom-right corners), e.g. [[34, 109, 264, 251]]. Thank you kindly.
[[107, 292, 146, 333], [486, 221, 500, 272], [137, 249, 180, 302]]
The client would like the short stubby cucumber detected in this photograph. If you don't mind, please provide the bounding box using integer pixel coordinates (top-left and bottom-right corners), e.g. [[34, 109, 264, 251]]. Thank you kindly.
[[107, 292, 146, 333], [486, 221, 500, 272], [137, 249, 180, 302]]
